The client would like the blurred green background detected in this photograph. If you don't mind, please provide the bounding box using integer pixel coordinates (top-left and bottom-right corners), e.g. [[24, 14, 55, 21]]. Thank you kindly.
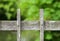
[[0, 31, 17, 41], [0, 0, 17, 20], [0, 31, 60, 41], [0, 0, 60, 20]]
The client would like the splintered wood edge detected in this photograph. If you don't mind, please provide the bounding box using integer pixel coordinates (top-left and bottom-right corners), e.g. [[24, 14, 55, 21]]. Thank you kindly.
[[0, 21, 60, 30]]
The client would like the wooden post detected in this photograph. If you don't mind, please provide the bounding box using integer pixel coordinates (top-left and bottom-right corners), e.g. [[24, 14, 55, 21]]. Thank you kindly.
[[17, 9, 21, 41], [40, 9, 44, 41]]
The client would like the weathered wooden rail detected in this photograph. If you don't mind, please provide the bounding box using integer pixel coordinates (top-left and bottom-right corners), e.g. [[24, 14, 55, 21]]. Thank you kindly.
[[0, 9, 60, 41], [0, 21, 60, 30]]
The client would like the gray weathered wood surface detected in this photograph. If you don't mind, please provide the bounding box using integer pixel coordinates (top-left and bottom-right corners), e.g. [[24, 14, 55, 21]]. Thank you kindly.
[[0, 21, 60, 30], [0, 21, 17, 30], [17, 9, 21, 41], [40, 9, 44, 41]]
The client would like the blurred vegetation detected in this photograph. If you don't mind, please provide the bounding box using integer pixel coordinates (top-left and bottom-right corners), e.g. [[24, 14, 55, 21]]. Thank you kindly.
[[0, 31, 17, 41], [0, 0, 60, 20], [44, 31, 60, 41], [20, 0, 60, 21], [0, 0, 17, 20], [21, 30, 40, 41], [0, 31, 60, 41], [21, 31, 60, 41]]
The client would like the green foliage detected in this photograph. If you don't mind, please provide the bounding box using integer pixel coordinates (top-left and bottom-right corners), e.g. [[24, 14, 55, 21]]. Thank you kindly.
[[21, 30, 40, 41], [0, 0, 17, 20], [20, 0, 60, 21], [0, 31, 16, 41], [0, 0, 60, 20], [21, 31, 60, 41], [45, 31, 53, 40], [0, 31, 60, 41], [44, 31, 60, 41], [20, 0, 40, 21]]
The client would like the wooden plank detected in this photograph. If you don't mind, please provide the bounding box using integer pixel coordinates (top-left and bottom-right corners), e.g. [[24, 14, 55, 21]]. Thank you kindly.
[[0, 21, 17, 30], [45, 21, 60, 30], [0, 21, 60, 30], [21, 21, 40, 30], [21, 21, 60, 30], [40, 9, 44, 41], [17, 9, 21, 41]]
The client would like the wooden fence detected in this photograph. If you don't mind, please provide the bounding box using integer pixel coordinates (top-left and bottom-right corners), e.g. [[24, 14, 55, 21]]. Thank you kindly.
[[0, 9, 60, 41]]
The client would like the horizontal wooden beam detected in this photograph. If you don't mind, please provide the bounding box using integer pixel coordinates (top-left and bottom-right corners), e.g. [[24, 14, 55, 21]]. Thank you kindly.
[[0, 21, 60, 30], [45, 21, 60, 30], [0, 21, 17, 31]]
